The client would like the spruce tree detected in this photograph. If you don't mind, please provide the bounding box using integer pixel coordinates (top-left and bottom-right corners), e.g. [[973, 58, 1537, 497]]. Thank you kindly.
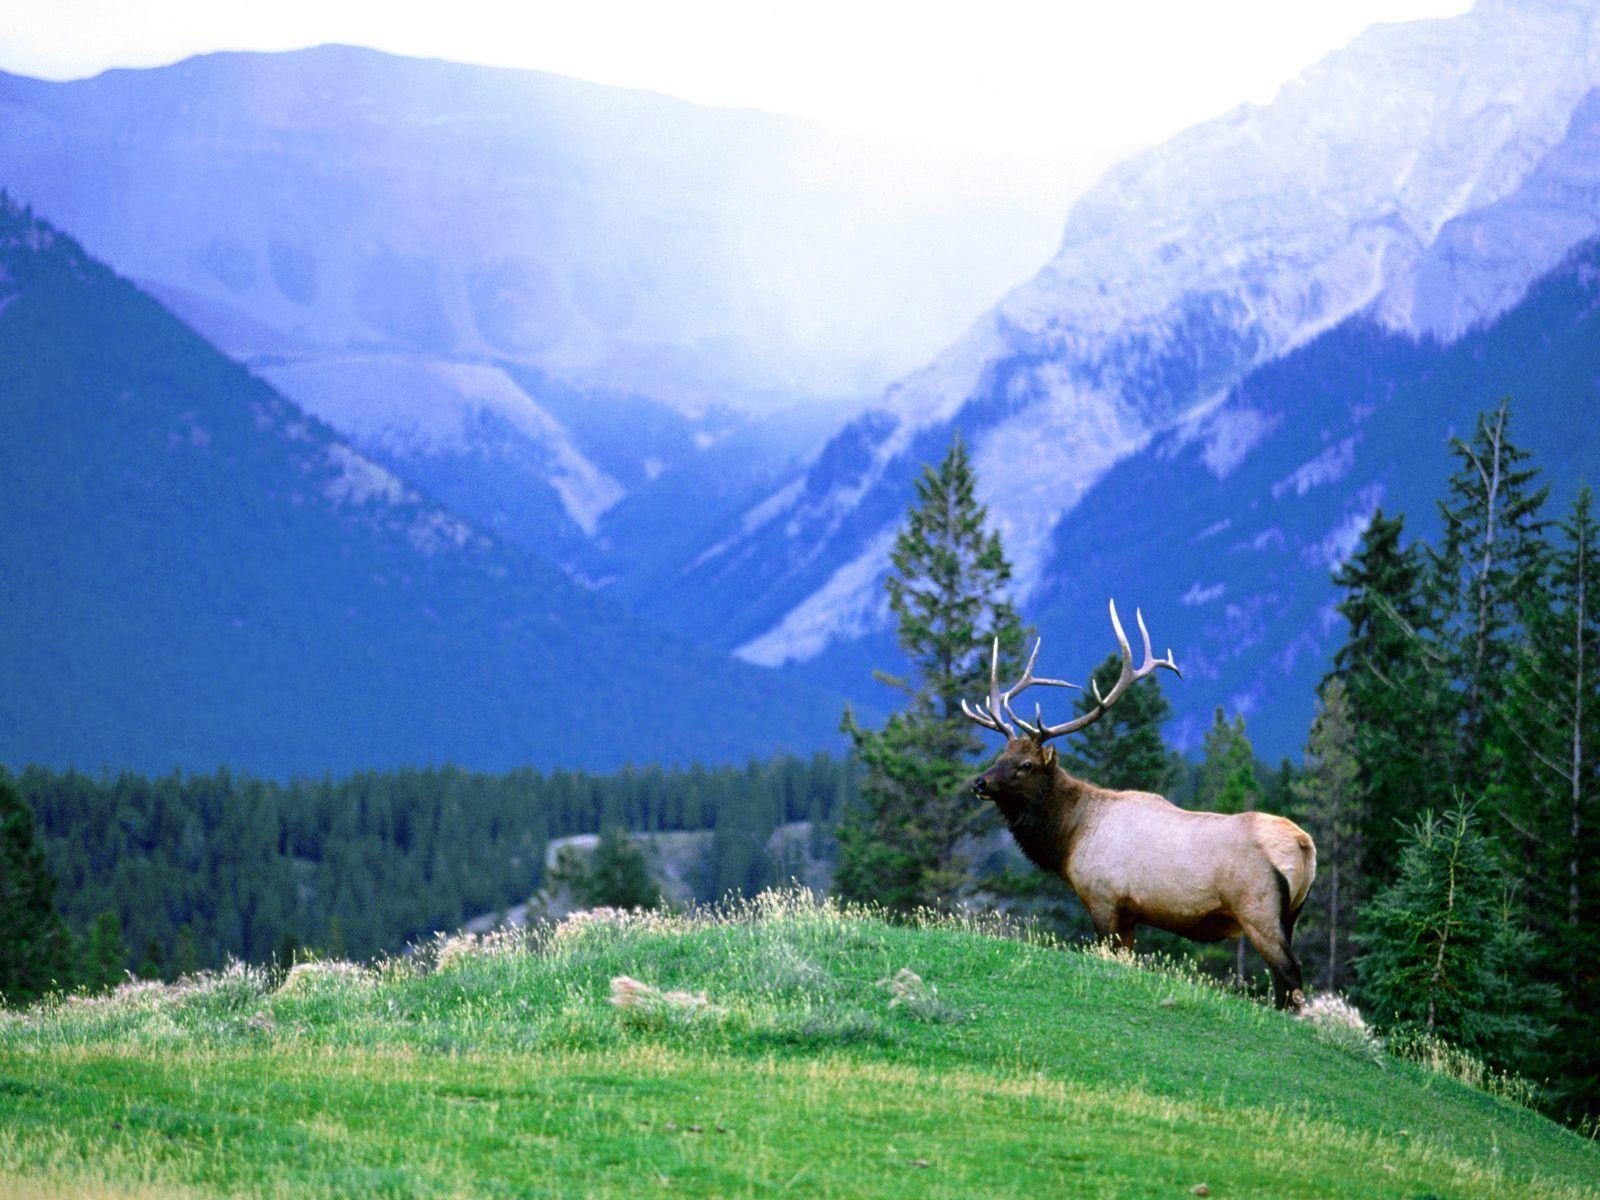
[[1293, 679, 1361, 990], [1431, 400, 1549, 791], [578, 828, 662, 910], [173, 924, 201, 978], [323, 916, 347, 962], [1194, 709, 1256, 813], [1059, 653, 1183, 793], [1353, 805, 1554, 1073], [1330, 510, 1454, 889], [136, 937, 165, 982], [1194, 710, 1263, 982], [836, 435, 1025, 911], [83, 910, 128, 992], [0, 777, 72, 1004], [1487, 486, 1599, 1116]]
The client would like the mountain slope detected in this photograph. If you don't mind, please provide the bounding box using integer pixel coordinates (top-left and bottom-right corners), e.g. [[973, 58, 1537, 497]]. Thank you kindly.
[[2, 898, 1596, 1199], [1025, 233, 1600, 755], [0, 197, 841, 774]]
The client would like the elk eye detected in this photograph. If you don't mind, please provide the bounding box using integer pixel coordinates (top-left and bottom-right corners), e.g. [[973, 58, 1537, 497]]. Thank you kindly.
[[1015, 761, 1032, 774]]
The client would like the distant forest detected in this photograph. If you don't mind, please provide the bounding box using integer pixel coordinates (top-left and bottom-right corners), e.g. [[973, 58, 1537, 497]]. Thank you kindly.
[[8, 755, 855, 970]]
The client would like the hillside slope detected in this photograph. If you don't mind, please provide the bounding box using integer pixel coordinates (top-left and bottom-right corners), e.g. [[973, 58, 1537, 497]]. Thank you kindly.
[[1, 897, 1595, 1199], [0, 198, 841, 774]]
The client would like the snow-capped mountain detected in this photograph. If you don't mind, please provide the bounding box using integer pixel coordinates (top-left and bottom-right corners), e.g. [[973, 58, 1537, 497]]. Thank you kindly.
[[635, 0, 1600, 701]]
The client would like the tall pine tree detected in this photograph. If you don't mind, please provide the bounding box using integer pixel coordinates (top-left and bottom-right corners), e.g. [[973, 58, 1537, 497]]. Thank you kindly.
[[1194, 710, 1262, 981], [1293, 679, 1361, 990], [83, 910, 128, 992], [1431, 399, 1549, 792], [836, 435, 1025, 910], [1487, 486, 1600, 1117], [1059, 653, 1183, 793], [0, 776, 72, 1004], [1194, 708, 1257, 814], [1329, 509, 1454, 890]]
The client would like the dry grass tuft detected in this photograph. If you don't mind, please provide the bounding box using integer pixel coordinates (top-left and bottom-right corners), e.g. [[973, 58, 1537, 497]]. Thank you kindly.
[[608, 975, 724, 1028], [877, 968, 962, 1023], [1297, 993, 1382, 1060], [275, 959, 373, 997]]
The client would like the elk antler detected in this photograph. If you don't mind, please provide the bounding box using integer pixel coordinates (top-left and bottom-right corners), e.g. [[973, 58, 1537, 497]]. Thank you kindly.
[[960, 634, 1079, 740], [961, 600, 1180, 743]]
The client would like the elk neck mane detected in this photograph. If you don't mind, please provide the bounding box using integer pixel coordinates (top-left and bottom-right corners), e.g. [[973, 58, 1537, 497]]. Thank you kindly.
[[991, 766, 1096, 873]]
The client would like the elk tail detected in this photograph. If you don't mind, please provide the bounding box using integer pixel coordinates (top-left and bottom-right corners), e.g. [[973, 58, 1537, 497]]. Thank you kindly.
[[1257, 816, 1316, 915], [1289, 830, 1316, 915]]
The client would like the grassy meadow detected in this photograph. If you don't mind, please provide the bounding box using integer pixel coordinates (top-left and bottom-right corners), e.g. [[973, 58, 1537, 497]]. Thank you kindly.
[[1, 892, 1595, 1199]]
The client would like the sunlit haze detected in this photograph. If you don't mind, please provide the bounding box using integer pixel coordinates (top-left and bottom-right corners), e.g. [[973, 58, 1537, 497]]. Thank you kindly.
[[0, 0, 1472, 156]]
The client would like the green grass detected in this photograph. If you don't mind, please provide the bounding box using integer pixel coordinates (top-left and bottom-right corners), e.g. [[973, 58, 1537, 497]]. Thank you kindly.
[[1, 892, 1595, 1199]]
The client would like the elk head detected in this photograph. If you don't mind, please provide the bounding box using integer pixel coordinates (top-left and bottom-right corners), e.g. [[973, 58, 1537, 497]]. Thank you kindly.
[[965, 600, 1179, 807]]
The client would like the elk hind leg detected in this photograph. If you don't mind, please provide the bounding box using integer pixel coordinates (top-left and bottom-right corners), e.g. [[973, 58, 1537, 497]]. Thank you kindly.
[[1235, 874, 1306, 1011]]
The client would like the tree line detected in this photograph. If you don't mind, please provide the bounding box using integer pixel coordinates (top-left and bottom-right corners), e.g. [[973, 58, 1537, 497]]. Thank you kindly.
[[0, 753, 855, 994]]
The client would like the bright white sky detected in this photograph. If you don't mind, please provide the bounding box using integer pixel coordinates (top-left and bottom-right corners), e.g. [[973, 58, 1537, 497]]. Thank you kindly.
[[0, 0, 1472, 156]]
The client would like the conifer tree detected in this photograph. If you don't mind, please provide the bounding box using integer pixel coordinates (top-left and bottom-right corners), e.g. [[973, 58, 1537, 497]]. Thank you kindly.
[[1194, 708, 1257, 813], [1193, 710, 1262, 981], [1263, 759, 1298, 825], [322, 916, 347, 962], [1431, 400, 1549, 791], [273, 932, 301, 972], [837, 435, 1026, 910], [83, 910, 127, 993], [1293, 679, 1361, 989], [1487, 486, 1599, 1115], [0, 777, 72, 1004], [1353, 805, 1554, 1073], [136, 937, 165, 981], [1330, 510, 1454, 888], [172, 924, 200, 978], [1059, 653, 1183, 793], [577, 827, 662, 910]]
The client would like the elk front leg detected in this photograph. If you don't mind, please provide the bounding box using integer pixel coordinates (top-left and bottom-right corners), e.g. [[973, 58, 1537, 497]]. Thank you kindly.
[[1079, 895, 1135, 951], [1111, 913, 1137, 952]]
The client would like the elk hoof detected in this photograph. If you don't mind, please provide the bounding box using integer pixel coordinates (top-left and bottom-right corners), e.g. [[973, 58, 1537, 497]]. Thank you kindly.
[[1288, 988, 1307, 1012]]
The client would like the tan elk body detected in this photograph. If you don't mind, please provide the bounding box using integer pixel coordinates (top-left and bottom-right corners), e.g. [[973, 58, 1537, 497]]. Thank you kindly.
[[966, 602, 1316, 1009]]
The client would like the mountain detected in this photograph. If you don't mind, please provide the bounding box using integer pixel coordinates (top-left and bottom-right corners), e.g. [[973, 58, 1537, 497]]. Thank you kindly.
[[0, 44, 1109, 563], [609, 0, 1600, 753], [0, 196, 843, 775], [0, 44, 1098, 408]]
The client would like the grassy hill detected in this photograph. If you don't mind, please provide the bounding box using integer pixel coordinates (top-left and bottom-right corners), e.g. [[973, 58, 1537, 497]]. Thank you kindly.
[[2, 894, 1596, 1199]]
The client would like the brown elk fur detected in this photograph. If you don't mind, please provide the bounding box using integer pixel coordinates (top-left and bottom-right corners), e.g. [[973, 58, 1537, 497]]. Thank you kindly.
[[973, 736, 1316, 1010]]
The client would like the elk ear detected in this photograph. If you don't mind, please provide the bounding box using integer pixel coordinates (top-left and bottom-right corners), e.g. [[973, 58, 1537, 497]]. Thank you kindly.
[[1042, 745, 1057, 768]]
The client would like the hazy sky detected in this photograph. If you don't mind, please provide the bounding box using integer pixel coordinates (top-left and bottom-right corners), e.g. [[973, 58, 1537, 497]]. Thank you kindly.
[[0, 0, 1473, 155]]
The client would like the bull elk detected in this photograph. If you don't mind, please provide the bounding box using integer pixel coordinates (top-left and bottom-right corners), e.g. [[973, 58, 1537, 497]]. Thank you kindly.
[[964, 601, 1316, 1010]]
